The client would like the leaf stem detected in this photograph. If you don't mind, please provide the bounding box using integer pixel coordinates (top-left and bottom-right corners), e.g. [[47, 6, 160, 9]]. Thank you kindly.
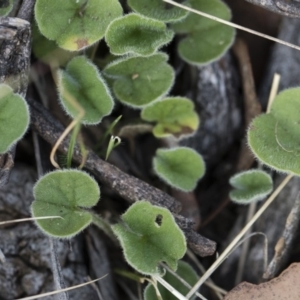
[[90, 212, 118, 244], [67, 122, 81, 168], [186, 173, 294, 298]]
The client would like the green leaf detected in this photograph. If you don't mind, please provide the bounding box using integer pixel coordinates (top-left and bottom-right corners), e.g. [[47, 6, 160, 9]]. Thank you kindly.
[[105, 13, 174, 56], [248, 88, 300, 175], [32, 23, 75, 66], [58, 56, 114, 124], [34, 0, 123, 51], [153, 147, 205, 192], [141, 97, 199, 139], [31, 169, 100, 238], [229, 170, 273, 204], [112, 201, 186, 275], [127, 0, 189, 23], [0, 0, 13, 16], [0, 84, 30, 154], [172, 0, 235, 66], [144, 261, 198, 300], [104, 53, 175, 107]]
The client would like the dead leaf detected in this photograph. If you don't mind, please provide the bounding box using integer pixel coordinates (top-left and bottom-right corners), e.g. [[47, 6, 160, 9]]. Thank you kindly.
[[224, 263, 300, 300]]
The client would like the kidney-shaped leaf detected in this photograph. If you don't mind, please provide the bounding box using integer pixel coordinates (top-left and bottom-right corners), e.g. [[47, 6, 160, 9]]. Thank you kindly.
[[248, 88, 300, 175], [127, 0, 189, 23], [153, 147, 205, 192], [105, 13, 174, 56], [229, 170, 273, 204], [35, 0, 123, 51], [0, 84, 30, 154], [141, 97, 199, 139], [104, 53, 174, 107], [144, 261, 198, 300], [31, 169, 100, 238], [172, 0, 235, 66], [58, 56, 114, 124], [0, 0, 13, 16], [112, 201, 186, 275]]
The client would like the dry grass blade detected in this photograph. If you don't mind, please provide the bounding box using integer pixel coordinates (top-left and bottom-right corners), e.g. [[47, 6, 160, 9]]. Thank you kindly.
[[0, 216, 62, 226], [186, 173, 293, 298], [163, 0, 300, 52], [16, 276, 107, 300]]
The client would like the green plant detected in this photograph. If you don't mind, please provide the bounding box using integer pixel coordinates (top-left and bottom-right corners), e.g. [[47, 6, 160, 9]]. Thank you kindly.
[[0, 0, 13, 16], [112, 201, 186, 275], [0, 84, 30, 154], [248, 88, 300, 175], [35, 0, 123, 51], [153, 147, 205, 191], [141, 97, 199, 139], [31, 169, 100, 237], [127, 0, 189, 23], [105, 13, 174, 56], [58, 56, 114, 124], [172, 0, 235, 65], [103, 53, 175, 107], [2, 0, 240, 297], [229, 170, 273, 204]]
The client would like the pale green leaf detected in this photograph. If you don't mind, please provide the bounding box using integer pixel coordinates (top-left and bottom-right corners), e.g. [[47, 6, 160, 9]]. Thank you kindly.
[[141, 97, 199, 139], [35, 0, 123, 51], [153, 147, 205, 192], [127, 0, 189, 23], [32, 23, 75, 66], [112, 201, 186, 275], [229, 170, 273, 204], [0, 0, 13, 16], [104, 53, 174, 107], [58, 56, 114, 124], [172, 0, 235, 66], [105, 13, 174, 56], [248, 88, 300, 175], [0, 84, 30, 154], [31, 169, 100, 238]]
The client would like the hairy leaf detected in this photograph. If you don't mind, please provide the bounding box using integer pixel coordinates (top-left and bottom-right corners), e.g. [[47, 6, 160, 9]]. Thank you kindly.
[[31, 169, 100, 238], [172, 0, 235, 66], [112, 201, 186, 275], [248, 88, 300, 175], [141, 97, 199, 139], [105, 13, 174, 56], [58, 56, 114, 124], [229, 170, 273, 204], [35, 0, 123, 50], [104, 53, 174, 107], [0, 84, 29, 154], [153, 147, 205, 191], [127, 0, 189, 23]]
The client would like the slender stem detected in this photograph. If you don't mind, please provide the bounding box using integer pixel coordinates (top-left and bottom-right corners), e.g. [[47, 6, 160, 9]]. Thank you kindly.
[[186, 173, 293, 298], [67, 122, 81, 168], [90, 212, 118, 244]]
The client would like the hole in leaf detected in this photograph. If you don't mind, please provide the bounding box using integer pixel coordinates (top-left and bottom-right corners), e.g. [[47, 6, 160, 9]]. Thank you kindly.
[[155, 214, 163, 226]]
